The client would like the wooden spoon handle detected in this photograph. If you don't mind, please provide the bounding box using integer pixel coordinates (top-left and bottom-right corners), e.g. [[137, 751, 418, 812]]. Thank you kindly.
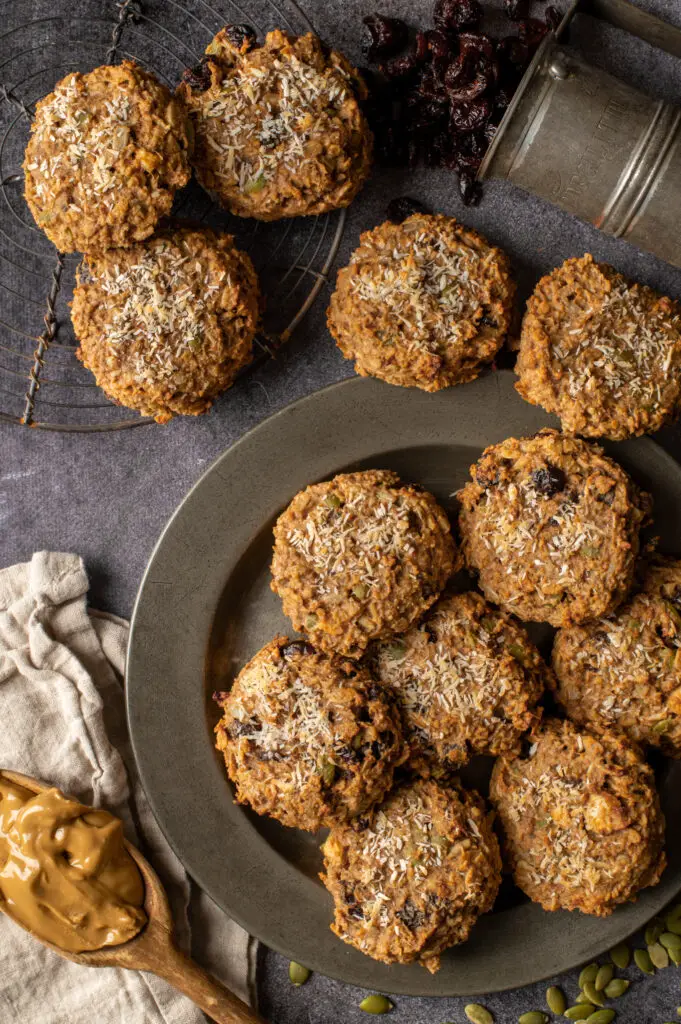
[[143, 941, 266, 1024]]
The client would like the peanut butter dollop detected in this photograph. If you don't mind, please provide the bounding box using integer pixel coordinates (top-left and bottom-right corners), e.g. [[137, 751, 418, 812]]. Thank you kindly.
[[0, 778, 147, 952]]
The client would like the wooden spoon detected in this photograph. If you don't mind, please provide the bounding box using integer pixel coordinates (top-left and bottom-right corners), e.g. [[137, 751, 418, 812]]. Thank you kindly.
[[0, 770, 265, 1024]]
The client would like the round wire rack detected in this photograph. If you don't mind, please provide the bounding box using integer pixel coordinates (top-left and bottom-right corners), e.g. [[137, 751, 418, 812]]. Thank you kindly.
[[0, 0, 346, 430]]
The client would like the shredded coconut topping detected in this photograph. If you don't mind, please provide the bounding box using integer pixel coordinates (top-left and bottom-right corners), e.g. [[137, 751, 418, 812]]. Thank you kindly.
[[195, 50, 351, 193], [227, 657, 334, 789], [350, 230, 485, 355], [552, 282, 681, 408], [349, 790, 481, 930], [26, 77, 133, 212], [476, 474, 605, 599], [287, 487, 417, 594], [87, 244, 225, 386], [378, 609, 513, 735]]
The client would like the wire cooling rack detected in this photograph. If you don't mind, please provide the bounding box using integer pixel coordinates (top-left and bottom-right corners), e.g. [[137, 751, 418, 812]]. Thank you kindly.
[[0, 0, 345, 430]]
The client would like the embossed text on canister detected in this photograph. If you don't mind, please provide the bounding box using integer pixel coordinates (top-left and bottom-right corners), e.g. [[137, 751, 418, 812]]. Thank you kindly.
[[0, 777, 146, 952]]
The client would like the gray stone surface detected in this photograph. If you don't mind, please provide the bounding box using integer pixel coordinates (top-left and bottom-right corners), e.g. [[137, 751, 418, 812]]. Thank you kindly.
[[2, 0, 681, 1020]]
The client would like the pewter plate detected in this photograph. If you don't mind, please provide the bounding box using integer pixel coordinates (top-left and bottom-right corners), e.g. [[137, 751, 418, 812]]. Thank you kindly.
[[127, 371, 681, 997]]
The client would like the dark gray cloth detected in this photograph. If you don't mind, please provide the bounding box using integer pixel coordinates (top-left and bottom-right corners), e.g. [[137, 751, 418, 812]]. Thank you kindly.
[[2, 0, 681, 1021]]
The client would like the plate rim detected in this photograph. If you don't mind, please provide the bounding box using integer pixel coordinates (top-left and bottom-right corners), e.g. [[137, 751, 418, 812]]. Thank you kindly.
[[127, 372, 681, 997]]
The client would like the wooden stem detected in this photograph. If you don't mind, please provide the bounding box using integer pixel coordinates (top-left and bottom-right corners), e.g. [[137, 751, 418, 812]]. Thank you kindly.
[[138, 941, 266, 1024]]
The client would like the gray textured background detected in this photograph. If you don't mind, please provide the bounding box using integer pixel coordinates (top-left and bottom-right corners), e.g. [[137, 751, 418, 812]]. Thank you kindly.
[[3, 0, 681, 1020]]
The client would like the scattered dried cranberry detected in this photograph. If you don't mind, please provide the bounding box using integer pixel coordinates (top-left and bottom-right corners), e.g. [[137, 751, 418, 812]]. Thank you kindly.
[[182, 58, 212, 92], [531, 463, 567, 496], [414, 31, 430, 62], [544, 5, 562, 30], [363, 13, 409, 62], [504, 0, 529, 20], [458, 171, 482, 205], [224, 24, 257, 52], [425, 28, 453, 61], [450, 96, 491, 132], [446, 65, 490, 103], [518, 17, 550, 50], [419, 63, 449, 101], [458, 32, 495, 60], [434, 0, 483, 33], [382, 51, 421, 80]]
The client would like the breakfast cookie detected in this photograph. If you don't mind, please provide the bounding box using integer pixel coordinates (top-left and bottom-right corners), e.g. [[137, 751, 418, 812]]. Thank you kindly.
[[371, 591, 547, 775], [490, 717, 666, 916], [321, 777, 501, 972], [24, 62, 192, 253], [271, 470, 457, 658], [213, 636, 405, 832], [516, 254, 681, 440], [327, 213, 515, 391], [458, 429, 650, 627], [552, 558, 681, 757], [72, 226, 259, 423], [178, 27, 372, 219]]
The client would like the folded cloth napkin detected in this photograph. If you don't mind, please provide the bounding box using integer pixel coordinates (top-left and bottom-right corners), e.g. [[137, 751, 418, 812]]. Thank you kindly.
[[0, 551, 257, 1024]]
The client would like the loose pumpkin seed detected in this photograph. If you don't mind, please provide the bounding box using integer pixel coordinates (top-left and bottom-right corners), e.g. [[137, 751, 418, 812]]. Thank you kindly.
[[582, 981, 604, 1008], [667, 917, 681, 936], [670, 946, 681, 966], [464, 1004, 494, 1024], [634, 948, 655, 975], [595, 965, 614, 991], [564, 1007, 595, 1021], [645, 919, 665, 945], [661, 932, 681, 951], [585, 1012, 615, 1024], [359, 994, 393, 1014], [288, 962, 310, 986], [610, 943, 631, 969], [518, 1013, 547, 1024], [579, 964, 600, 988], [604, 979, 630, 998], [546, 987, 567, 1014], [648, 941, 669, 969]]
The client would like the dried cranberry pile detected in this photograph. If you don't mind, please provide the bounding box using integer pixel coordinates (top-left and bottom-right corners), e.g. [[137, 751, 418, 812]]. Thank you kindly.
[[361, 0, 561, 204]]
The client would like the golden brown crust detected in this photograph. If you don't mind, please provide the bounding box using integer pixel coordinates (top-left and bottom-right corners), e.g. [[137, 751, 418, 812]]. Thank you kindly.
[[458, 429, 650, 627], [321, 777, 501, 972], [270, 470, 457, 658], [178, 28, 372, 220], [72, 226, 260, 423], [490, 717, 666, 916], [516, 254, 681, 440], [327, 213, 515, 391], [552, 558, 681, 757], [213, 636, 405, 832], [24, 62, 192, 253], [371, 591, 547, 775]]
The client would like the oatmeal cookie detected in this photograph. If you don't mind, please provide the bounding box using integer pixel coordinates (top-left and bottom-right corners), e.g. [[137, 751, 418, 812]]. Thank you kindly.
[[321, 777, 501, 972], [552, 558, 681, 757], [178, 27, 372, 220], [516, 254, 681, 440], [458, 429, 650, 627], [490, 717, 666, 915], [72, 226, 260, 423], [24, 62, 192, 253], [271, 470, 457, 658], [327, 213, 515, 391], [372, 591, 547, 775], [213, 636, 405, 832]]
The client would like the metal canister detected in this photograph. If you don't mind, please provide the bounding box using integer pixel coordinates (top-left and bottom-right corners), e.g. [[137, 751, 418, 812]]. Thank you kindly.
[[479, 0, 681, 268]]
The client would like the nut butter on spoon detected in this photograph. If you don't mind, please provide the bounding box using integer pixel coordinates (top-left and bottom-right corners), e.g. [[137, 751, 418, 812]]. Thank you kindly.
[[0, 770, 264, 1024]]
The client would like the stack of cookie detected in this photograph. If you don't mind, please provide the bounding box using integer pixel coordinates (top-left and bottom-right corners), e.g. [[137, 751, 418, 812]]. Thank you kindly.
[[23, 27, 374, 422]]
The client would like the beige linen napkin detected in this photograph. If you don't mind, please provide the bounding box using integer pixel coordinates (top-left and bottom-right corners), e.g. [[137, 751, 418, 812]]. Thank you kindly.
[[0, 551, 256, 1024]]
